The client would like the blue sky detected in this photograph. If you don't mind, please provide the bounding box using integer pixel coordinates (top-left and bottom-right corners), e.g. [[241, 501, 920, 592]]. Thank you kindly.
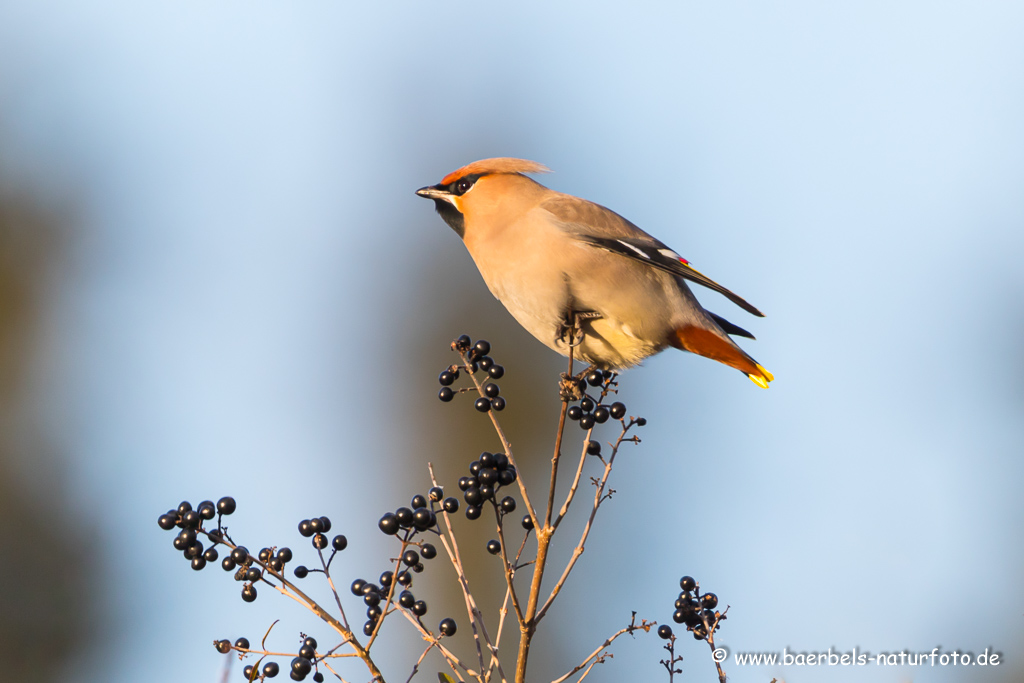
[[1, 2, 1022, 683]]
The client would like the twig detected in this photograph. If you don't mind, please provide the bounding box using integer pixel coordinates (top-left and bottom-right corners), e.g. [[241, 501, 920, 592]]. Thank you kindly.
[[550, 616, 651, 683], [457, 347, 541, 533], [397, 605, 477, 681], [703, 606, 729, 683], [552, 425, 595, 529], [429, 464, 508, 683], [535, 420, 635, 622], [488, 531, 530, 682], [404, 642, 437, 683], [317, 548, 352, 632], [512, 332, 578, 683], [493, 503, 525, 625]]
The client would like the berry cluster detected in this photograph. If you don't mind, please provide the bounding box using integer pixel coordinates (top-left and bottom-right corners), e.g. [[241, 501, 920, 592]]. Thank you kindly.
[[565, 370, 637, 431], [163, 495, 458, 680], [216, 635, 325, 682], [378, 489, 444, 538], [456, 451, 519, 527], [660, 575, 725, 642], [291, 516, 348, 579], [157, 497, 236, 572], [437, 336, 507, 412], [373, 488, 459, 638]]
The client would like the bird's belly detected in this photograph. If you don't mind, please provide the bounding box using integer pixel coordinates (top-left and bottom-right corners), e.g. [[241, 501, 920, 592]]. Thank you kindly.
[[493, 281, 667, 369], [577, 317, 666, 369], [472, 242, 681, 370]]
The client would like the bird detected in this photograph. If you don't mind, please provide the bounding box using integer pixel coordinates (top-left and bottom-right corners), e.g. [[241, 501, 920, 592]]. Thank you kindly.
[[415, 158, 773, 388]]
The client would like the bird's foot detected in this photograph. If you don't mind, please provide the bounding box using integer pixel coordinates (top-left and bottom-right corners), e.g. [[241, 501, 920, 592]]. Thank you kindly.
[[556, 310, 601, 348], [558, 364, 600, 401], [558, 372, 587, 401]]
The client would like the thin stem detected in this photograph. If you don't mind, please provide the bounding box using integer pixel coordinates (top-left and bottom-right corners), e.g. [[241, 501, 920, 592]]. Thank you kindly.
[[367, 536, 409, 648], [318, 549, 352, 632], [231, 646, 359, 660], [494, 505, 525, 624], [321, 659, 354, 683], [549, 619, 648, 683], [552, 425, 595, 529], [404, 642, 437, 683], [535, 422, 635, 623], [397, 606, 478, 681], [488, 532, 530, 683], [512, 329, 580, 683], [545, 400, 569, 528], [458, 349, 541, 533], [429, 464, 508, 683], [703, 607, 729, 683]]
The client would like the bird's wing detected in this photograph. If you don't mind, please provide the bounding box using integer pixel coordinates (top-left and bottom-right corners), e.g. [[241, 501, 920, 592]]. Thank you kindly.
[[540, 195, 765, 318]]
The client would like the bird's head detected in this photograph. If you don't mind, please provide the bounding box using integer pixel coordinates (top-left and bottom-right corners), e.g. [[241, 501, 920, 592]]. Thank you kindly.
[[416, 158, 550, 237]]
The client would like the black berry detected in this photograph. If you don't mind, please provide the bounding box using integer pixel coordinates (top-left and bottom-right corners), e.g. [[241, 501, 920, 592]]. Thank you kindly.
[[379, 513, 399, 535], [439, 618, 457, 637]]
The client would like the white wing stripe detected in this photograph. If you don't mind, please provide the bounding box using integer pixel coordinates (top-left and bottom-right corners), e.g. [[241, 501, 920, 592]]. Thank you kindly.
[[617, 240, 650, 259]]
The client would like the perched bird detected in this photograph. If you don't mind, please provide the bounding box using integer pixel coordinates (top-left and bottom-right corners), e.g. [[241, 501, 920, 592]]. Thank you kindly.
[[416, 158, 773, 388]]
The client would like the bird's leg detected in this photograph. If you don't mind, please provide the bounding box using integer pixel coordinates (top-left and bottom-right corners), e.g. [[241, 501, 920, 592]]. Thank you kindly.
[[557, 311, 601, 401], [555, 309, 601, 348]]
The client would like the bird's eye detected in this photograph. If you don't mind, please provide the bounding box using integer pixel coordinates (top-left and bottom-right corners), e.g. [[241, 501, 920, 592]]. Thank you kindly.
[[455, 179, 473, 195]]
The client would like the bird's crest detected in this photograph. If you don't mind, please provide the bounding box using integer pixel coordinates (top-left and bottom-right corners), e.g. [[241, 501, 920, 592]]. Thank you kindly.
[[441, 158, 550, 186]]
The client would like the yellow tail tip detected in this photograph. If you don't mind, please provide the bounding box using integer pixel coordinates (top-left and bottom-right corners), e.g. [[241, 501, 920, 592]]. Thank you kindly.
[[748, 364, 774, 389]]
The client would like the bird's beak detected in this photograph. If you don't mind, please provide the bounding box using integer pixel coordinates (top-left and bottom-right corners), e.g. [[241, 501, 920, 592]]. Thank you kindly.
[[415, 185, 455, 204]]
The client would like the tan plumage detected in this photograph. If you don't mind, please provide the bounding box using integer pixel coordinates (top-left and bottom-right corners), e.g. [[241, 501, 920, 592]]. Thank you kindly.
[[416, 158, 773, 388]]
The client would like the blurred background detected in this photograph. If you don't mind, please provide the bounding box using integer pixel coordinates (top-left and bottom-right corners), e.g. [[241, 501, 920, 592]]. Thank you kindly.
[[0, 2, 1021, 682]]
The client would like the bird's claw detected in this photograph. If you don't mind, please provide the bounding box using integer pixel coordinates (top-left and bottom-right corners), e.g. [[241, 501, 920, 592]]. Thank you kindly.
[[556, 310, 601, 348], [559, 372, 587, 401], [558, 364, 601, 401]]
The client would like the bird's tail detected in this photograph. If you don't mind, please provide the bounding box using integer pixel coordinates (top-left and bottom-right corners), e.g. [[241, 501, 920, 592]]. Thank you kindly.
[[670, 325, 774, 389]]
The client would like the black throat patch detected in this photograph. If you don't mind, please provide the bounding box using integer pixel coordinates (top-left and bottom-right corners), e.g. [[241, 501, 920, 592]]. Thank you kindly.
[[433, 199, 465, 238]]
